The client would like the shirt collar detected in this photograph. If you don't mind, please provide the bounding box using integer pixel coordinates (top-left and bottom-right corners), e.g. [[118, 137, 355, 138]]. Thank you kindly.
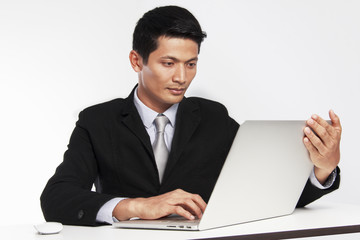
[[133, 87, 178, 129]]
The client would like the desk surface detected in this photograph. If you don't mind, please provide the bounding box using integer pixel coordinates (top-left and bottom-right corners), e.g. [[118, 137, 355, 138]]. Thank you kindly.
[[1, 202, 360, 240]]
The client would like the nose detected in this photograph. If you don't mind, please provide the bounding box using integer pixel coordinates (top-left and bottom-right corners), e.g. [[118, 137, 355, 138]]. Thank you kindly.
[[172, 65, 186, 84]]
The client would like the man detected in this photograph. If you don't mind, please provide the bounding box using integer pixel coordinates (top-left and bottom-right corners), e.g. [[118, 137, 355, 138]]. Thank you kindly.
[[41, 6, 341, 226]]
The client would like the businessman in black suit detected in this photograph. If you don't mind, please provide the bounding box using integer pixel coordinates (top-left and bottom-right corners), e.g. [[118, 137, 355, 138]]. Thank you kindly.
[[41, 6, 342, 226]]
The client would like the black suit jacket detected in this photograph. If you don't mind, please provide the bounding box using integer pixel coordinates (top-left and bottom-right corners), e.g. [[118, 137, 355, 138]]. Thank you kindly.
[[41, 87, 340, 226]]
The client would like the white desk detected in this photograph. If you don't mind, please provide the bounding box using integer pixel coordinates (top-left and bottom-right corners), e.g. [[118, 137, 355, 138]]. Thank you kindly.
[[1, 202, 360, 240]]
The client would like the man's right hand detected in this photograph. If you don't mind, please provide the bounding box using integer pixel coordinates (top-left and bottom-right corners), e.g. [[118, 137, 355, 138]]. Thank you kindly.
[[112, 189, 207, 221]]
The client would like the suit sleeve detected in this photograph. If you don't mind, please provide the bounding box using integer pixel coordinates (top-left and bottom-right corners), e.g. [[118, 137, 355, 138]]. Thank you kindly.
[[40, 111, 115, 226], [296, 167, 340, 207]]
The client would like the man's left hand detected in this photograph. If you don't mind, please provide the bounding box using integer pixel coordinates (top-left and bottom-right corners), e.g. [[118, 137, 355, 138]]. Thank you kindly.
[[303, 109, 342, 184]]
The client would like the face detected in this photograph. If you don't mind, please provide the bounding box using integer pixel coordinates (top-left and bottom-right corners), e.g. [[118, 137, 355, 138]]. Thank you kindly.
[[130, 36, 199, 113]]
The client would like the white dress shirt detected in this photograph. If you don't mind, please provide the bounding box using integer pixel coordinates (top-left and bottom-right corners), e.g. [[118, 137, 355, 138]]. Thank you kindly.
[[96, 88, 337, 223]]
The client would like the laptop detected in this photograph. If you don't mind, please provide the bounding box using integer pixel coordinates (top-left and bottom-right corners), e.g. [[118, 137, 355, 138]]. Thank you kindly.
[[113, 120, 314, 231]]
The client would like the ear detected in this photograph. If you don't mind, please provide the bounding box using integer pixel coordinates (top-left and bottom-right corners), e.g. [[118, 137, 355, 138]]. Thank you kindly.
[[129, 50, 143, 72]]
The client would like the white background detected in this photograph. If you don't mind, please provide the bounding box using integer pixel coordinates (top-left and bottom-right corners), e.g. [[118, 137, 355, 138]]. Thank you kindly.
[[0, 0, 359, 226]]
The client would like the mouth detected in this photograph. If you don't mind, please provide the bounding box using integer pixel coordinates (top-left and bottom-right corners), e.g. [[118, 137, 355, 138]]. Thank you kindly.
[[168, 87, 186, 95]]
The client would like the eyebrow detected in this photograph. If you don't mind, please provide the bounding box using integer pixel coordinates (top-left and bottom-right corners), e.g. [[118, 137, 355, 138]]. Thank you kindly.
[[160, 56, 198, 63]]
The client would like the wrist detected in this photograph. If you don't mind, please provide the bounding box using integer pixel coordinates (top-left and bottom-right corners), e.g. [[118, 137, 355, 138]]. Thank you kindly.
[[113, 198, 143, 221], [314, 167, 335, 185]]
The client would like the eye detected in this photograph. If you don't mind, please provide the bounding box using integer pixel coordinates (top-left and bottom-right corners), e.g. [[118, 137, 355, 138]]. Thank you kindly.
[[187, 62, 197, 68], [162, 62, 174, 67]]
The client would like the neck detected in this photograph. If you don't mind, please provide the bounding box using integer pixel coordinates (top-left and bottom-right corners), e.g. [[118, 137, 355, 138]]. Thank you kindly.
[[135, 88, 172, 113]]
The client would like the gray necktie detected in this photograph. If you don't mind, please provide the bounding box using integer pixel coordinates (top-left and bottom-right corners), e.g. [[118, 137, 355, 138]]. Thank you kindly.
[[153, 114, 169, 183]]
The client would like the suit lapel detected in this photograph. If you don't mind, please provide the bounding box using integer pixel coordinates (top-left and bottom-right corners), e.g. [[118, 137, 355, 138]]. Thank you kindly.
[[120, 88, 155, 163], [162, 98, 201, 182]]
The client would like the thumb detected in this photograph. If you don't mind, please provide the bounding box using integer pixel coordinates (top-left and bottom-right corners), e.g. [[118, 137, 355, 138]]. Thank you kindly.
[[329, 109, 341, 131]]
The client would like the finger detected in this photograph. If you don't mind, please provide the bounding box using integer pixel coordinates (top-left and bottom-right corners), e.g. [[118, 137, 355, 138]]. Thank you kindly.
[[180, 199, 203, 219], [174, 192, 206, 218], [303, 137, 322, 166], [329, 109, 342, 131], [311, 114, 328, 129], [304, 127, 326, 154], [311, 114, 336, 137], [191, 194, 207, 214], [171, 206, 195, 220], [303, 137, 318, 156], [310, 115, 337, 140], [174, 189, 207, 214]]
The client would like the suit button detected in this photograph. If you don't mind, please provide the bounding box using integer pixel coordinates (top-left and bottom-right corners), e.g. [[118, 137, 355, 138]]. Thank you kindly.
[[78, 210, 85, 220]]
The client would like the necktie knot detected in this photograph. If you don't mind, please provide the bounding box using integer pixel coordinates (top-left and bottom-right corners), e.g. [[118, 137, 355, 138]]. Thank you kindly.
[[154, 114, 169, 133]]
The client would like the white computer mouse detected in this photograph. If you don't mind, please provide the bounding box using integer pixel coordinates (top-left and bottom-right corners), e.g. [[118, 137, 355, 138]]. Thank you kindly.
[[34, 222, 63, 235]]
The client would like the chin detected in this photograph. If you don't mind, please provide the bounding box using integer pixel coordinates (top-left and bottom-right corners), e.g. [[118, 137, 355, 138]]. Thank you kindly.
[[168, 95, 184, 104]]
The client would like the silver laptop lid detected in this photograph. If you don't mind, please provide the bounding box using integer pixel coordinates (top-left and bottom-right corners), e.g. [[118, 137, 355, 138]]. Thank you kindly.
[[198, 120, 313, 230]]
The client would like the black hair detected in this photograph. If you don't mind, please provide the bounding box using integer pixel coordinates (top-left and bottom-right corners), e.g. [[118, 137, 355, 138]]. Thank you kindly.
[[132, 6, 207, 64]]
